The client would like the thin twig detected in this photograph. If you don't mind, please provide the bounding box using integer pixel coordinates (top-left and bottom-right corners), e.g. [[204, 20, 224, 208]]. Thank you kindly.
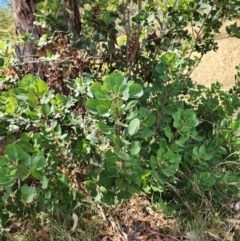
[[125, 0, 131, 76], [187, 0, 219, 60], [142, 0, 179, 81], [215, 35, 231, 40], [187, 53, 203, 77], [128, 0, 142, 76]]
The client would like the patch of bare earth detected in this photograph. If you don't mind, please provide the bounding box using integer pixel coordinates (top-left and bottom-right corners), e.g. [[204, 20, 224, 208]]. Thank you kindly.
[[98, 195, 179, 241], [190, 20, 240, 90]]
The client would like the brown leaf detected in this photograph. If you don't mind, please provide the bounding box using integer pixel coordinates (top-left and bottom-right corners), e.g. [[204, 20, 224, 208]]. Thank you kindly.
[[21, 220, 31, 232], [235, 202, 240, 211], [70, 212, 78, 231], [204, 231, 221, 241], [225, 219, 240, 230], [34, 227, 50, 241], [82, 217, 92, 223], [226, 219, 240, 225], [138, 232, 152, 240]]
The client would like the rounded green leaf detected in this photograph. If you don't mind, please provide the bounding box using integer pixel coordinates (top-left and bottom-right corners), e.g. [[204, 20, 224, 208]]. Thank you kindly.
[[16, 164, 30, 179], [42, 103, 51, 116], [110, 102, 123, 117], [105, 158, 118, 173], [96, 104, 109, 116], [13, 88, 28, 101], [5, 144, 24, 162], [143, 115, 156, 126], [113, 146, 130, 160], [35, 80, 48, 96], [115, 178, 127, 191], [0, 57, 5, 67], [161, 53, 176, 65], [119, 84, 128, 94], [113, 85, 120, 94], [0, 169, 16, 185], [31, 170, 43, 180], [126, 110, 138, 120], [198, 172, 216, 191], [130, 141, 141, 155], [27, 93, 38, 108], [105, 72, 126, 91], [128, 118, 140, 136], [18, 74, 35, 87], [128, 84, 143, 98], [31, 153, 46, 171], [98, 121, 112, 134], [175, 136, 187, 147], [86, 99, 98, 114], [95, 91, 108, 100], [42, 175, 49, 189], [6, 97, 17, 113], [164, 126, 173, 142], [21, 185, 37, 203], [90, 82, 102, 95], [55, 93, 66, 104], [150, 156, 157, 169], [125, 100, 138, 110]]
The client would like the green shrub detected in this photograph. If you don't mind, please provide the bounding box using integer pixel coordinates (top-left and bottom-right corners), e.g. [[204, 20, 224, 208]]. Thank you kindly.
[[0, 0, 240, 235]]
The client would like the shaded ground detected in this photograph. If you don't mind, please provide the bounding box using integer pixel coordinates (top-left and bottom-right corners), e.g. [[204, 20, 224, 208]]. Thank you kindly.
[[97, 195, 186, 241], [95, 194, 237, 241]]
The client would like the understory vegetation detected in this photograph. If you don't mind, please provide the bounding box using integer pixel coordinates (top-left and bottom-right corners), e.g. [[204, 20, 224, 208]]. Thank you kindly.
[[0, 0, 240, 240]]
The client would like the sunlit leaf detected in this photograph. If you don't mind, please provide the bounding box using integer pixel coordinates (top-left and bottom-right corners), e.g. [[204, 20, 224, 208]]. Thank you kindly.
[[5, 144, 24, 162], [35, 80, 48, 96], [98, 121, 112, 134], [130, 141, 141, 155], [128, 118, 140, 135], [21, 185, 37, 203], [42, 175, 49, 189], [96, 104, 109, 116], [128, 84, 143, 98], [31, 152, 46, 171]]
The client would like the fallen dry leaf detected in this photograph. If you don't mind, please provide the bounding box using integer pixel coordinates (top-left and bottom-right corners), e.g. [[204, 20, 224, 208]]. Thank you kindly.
[[230, 202, 240, 211], [204, 231, 222, 241], [70, 212, 78, 231], [138, 232, 152, 240], [226, 219, 240, 225], [185, 231, 198, 241], [34, 227, 50, 241], [235, 202, 240, 211], [225, 219, 240, 230], [21, 220, 31, 232], [82, 217, 92, 224]]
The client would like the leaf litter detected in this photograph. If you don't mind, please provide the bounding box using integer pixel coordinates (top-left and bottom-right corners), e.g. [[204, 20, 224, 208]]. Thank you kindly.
[[96, 194, 180, 241]]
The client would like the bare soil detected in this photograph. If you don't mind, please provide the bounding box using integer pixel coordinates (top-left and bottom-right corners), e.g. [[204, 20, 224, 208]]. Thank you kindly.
[[190, 20, 240, 90]]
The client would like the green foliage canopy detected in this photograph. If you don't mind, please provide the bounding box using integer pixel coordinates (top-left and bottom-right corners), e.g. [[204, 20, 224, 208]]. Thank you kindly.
[[0, 0, 240, 234]]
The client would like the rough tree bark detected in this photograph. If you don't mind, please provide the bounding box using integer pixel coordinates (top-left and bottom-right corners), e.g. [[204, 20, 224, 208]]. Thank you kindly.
[[12, 0, 81, 78]]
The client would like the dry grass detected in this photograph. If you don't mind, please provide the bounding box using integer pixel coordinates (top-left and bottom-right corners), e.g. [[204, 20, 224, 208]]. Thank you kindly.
[[4, 193, 239, 241], [190, 20, 240, 91]]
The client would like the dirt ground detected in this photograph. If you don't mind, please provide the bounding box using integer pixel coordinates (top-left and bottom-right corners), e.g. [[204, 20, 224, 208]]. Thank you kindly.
[[190, 20, 240, 90]]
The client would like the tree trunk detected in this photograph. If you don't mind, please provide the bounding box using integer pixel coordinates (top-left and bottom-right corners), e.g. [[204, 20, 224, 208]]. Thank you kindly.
[[12, 0, 81, 79]]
